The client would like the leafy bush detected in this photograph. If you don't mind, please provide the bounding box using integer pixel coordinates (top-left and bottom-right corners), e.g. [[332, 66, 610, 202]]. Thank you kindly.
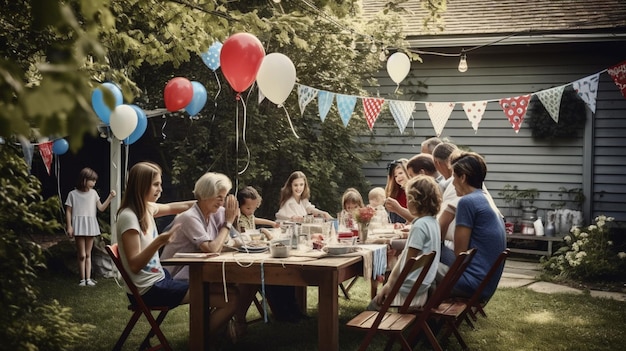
[[542, 215, 626, 282], [0, 144, 93, 350]]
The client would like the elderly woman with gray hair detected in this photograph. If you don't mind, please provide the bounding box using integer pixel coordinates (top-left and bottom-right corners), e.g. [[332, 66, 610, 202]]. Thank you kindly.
[[160, 172, 254, 342]]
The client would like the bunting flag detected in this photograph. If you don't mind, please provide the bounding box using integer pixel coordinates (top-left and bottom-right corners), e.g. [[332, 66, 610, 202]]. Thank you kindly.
[[317, 90, 334, 122], [362, 98, 385, 131], [336, 94, 357, 127], [607, 60, 626, 99], [18, 135, 34, 172], [38, 141, 54, 175], [499, 94, 531, 133], [572, 73, 600, 113], [388, 100, 415, 134], [536, 85, 566, 122], [297, 85, 318, 116], [425, 102, 455, 137], [461, 100, 488, 133]]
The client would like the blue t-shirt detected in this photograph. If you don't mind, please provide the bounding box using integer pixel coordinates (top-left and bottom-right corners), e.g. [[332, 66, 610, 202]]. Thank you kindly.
[[455, 189, 506, 300]]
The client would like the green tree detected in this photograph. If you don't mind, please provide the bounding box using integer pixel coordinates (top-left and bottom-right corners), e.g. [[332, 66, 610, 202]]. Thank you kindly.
[[0, 144, 93, 350]]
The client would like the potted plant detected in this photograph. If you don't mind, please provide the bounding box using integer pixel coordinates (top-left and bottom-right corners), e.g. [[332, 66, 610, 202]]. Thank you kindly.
[[498, 184, 540, 232]]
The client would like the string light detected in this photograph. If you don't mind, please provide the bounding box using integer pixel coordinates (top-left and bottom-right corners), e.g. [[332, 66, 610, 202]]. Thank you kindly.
[[379, 49, 387, 61], [458, 53, 468, 72]]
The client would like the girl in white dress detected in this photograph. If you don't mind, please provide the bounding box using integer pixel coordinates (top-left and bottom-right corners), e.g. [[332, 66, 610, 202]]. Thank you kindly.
[[65, 167, 116, 286], [275, 171, 332, 222]]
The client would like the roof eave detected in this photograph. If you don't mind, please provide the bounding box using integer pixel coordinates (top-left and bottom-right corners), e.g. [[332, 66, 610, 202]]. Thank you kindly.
[[406, 32, 626, 48]]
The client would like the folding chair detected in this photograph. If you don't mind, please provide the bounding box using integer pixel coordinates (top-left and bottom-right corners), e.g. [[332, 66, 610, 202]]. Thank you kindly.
[[346, 251, 436, 351], [406, 248, 477, 351], [106, 244, 172, 351], [463, 248, 510, 328]]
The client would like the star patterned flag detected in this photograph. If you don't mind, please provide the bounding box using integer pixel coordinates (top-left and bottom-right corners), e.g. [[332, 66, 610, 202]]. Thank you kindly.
[[297, 85, 318, 116], [499, 94, 531, 133], [607, 60, 626, 99], [461, 101, 488, 133], [536, 85, 566, 123], [425, 102, 455, 137], [388, 100, 415, 134], [336, 94, 357, 127], [38, 141, 53, 175], [362, 98, 385, 130], [317, 90, 334, 122], [572, 73, 600, 113]]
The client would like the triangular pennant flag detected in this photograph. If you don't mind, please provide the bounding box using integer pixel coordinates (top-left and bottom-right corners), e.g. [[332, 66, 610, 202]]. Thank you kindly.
[[388, 100, 415, 134], [18, 135, 34, 172], [317, 90, 334, 122], [536, 85, 566, 123], [607, 60, 626, 99], [461, 101, 488, 133], [38, 141, 53, 175], [572, 73, 600, 113], [336, 94, 357, 127], [297, 85, 318, 116], [499, 94, 531, 133], [258, 88, 265, 105], [362, 98, 385, 131], [425, 102, 455, 137]]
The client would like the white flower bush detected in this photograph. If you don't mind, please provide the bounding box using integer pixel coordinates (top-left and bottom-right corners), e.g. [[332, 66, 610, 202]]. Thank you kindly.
[[542, 215, 626, 281]]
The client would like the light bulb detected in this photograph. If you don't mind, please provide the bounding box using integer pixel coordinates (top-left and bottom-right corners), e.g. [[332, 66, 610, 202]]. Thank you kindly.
[[458, 54, 468, 73], [379, 50, 387, 61], [370, 42, 378, 53], [272, 0, 281, 3]]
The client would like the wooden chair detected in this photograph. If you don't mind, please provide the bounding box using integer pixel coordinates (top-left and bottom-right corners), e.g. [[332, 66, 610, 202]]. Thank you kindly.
[[463, 248, 510, 328], [432, 249, 510, 351], [346, 251, 436, 351], [405, 248, 477, 351], [106, 244, 172, 351]]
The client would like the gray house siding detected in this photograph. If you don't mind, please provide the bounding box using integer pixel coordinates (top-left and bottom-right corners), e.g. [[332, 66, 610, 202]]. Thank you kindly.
[[361, 41, 626, 223]]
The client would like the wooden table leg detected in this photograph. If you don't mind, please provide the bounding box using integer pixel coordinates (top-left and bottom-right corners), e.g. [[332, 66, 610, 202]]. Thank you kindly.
[[318, 270, 339, 351], [188, 265, 209, 351]]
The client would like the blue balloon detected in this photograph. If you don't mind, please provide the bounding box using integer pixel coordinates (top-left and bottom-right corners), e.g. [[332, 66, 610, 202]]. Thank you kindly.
[[91, 82, 123, 124], [52, 139, 69, 155], [201, 41, 222, 71], [184, 81, 208, 117], [124, 105, 148, 145]]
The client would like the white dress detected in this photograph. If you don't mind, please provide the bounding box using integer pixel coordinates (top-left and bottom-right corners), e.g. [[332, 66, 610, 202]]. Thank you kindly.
[[275, 197, 316, 221], [65, 189, 101, 236]]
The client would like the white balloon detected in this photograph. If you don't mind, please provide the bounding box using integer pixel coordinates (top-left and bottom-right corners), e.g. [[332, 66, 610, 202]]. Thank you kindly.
[[110, 104, 138, 140], [256, 53, 296, 106], [386, 52, 411, 84]]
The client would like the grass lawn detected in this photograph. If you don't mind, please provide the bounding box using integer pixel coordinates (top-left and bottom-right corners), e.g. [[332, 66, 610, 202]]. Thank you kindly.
[[38, 268, 626, 350]]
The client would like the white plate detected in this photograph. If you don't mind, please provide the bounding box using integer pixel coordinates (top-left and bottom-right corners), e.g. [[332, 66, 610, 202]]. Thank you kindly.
[[237, 245, 269, 253]]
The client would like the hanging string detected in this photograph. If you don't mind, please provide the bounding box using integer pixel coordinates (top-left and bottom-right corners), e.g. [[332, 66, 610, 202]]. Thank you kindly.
[[211, 70, 222, 122], [237, 94, 251, 176], [54, 154, 67, 233], [281, 105, 300, 139], [161, 114, 167, 139]]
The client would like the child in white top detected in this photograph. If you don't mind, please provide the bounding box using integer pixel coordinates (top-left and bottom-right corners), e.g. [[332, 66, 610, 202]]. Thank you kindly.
[[368, 187, 389, 224], [65, 167, 116, 286], [275, 171, 332, 222]]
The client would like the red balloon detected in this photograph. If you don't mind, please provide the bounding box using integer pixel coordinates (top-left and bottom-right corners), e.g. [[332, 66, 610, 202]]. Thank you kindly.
[[220, 33, 266, 94], [164, 77, 193, 112]]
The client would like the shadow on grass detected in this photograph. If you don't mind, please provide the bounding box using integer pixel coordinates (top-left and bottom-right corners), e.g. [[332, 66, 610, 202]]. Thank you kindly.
[[38, 269, 626, 351]]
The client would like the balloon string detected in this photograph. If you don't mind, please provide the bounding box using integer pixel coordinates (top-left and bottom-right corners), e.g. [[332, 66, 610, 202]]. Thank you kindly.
[[282, 105, 300, 139], [54, 155, 66, 232], [161, 115, 167, 139], [211, 70, 221, 122], [394, 84, 399, 94], [238, 96, 250, 176]]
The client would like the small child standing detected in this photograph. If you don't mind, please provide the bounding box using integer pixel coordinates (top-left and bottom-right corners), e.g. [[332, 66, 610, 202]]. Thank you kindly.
[[368, 187, 389, 224], [236, 186, 279, 239], [65, 167, 116, 286], [369, 175, 442, 310]]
